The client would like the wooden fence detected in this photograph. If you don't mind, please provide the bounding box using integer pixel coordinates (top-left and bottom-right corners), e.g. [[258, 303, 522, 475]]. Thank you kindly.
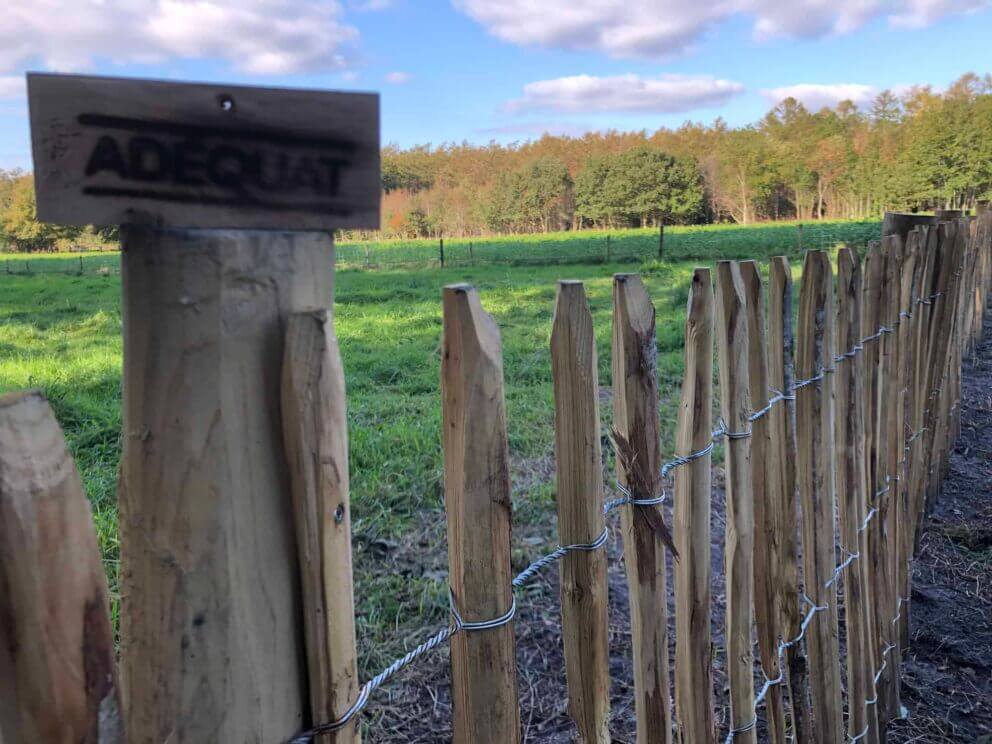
[[0, 210, 990, 744]]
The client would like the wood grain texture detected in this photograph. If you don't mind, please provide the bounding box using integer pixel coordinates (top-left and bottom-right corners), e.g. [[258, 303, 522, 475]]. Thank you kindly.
[[118, 228, 332, 743], [282, 310, 360, 744], [834, 249, 879, 744], [882, 212, 934, 243], [714, 261, 755, 744], [673, 268, 715, 744], [441, 284, 521, 744], [795, 250, 843, 744], [611, 273, 672, 744], [550, 281, 611, 744], [738, 261, 786, 744], [0, 390, 124, 744], [766, 257, 812, 743]]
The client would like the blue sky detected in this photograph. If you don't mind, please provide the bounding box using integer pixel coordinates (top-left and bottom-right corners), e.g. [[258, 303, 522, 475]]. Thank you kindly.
[[1, 0, 991, 170]]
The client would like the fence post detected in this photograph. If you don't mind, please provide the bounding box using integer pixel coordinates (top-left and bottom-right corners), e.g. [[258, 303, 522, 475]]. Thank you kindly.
[[739, 260, 786, 744], [441, 284, 521, 744], [796, 249, 843, 744], [861, 241, 893, 735], [282, 309, 360, 743], [365, 244, 371, 268], [797, 223, 803, 253], [611, 273, 672, 744], [767, 257, 812, 741], [0, 391, 124, 743], [606, 234, 612, 262], [835, 248, 880, 744], [550, 281, 610, 744], [714, 261, 756, 744], [673, 268, 715, 744], [439, 237, 445, 268], [119, 228, 323, 742], [659, 224, 665, 260]]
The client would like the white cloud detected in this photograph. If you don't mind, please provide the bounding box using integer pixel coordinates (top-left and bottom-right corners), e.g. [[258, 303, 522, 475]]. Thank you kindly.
[[453, 0, 988, 58], [385, 70, 412, 84], [349, 0, 392, 9], [0, 0, 358, 76], [508, 74, 744, 114], [762, 83, 878, 110], [0, 76, 25, 99]]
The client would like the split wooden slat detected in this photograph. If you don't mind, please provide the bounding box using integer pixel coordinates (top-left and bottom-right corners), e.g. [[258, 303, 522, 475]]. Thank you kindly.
[[612, 273, 672, 744], [674, 268, 716, 744], [282, 310, 361, 744], [441, 284, 521, 744], [0, 390, 125, 744], [739, 260, 786, 744], [766, 257, 811, 742], [795, 249, 843, 744], [551, 281, 611, 744], [835, 248, 879, 744], [714, 261, 756, 744]]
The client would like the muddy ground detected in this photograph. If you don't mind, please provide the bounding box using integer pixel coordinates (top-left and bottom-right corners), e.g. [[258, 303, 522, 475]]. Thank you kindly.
[[361, 315, 992, 743]]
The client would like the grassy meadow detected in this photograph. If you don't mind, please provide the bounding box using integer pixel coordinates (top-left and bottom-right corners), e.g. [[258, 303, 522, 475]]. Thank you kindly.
[[0, 221, 876, 676]]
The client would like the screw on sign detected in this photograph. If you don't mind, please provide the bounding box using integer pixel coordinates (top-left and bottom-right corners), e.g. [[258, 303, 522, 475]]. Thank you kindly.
[[26, 73, 379, 744]]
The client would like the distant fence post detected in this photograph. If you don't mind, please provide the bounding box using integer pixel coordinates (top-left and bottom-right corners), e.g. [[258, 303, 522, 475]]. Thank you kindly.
[[673, 268, 715, 744], [550, 281, 610, 744], [441, 285, 521, 744], [797, 223, 803, 253], [714, 261, 756, 744], [659, 224, 665, 260], [767, 256, 811, 741], [440, 237, 445, 268], [796, 249, 844, 743], [282, 309, 361, 743], [611, 273, 672, 744], [0, 391, 124, 743], [739, 260, 786, 744], [606, 234, 611, 263]]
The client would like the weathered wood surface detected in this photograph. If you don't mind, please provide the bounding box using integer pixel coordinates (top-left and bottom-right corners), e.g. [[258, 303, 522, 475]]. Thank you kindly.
[[441, 284, 521, 744], [795, 250, 843, 744], [0, 390, 124, 744], [612, 274, 672, 744], [282, 310, 361, 744], [27, 72, 380, 230], [766, 257, 811, 742], [119, 228, 331, 743], [673, 268, 715, 744], [739, 260, 786, 744], [714, 261, 755, 744], [550, 281, 611, 744], [882, 212, 934, 242], [835, 249, 879, 744]]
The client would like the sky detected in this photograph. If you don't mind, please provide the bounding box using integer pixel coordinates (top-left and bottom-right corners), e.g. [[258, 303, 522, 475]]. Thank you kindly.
[[1, 0, 992, 170]]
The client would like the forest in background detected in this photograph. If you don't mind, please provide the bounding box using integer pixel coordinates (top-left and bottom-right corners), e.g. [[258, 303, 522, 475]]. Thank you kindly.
[[1, 72, 992, 251]]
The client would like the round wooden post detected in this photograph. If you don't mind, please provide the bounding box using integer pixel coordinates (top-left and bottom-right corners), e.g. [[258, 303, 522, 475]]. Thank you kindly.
[[0, 391, 124, 744], [119, 227, 334, 743]]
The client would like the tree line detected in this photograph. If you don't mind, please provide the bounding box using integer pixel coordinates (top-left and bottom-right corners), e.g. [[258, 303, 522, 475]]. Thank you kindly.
[[2, 72, 992, 251], [376, 72, 992, 238]]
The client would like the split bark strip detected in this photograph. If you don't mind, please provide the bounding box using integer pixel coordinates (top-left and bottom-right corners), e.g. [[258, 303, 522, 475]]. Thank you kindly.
[[861, 241, 892, 737], [739, 261, 786, 744], [714, 261, 756, 744], [0, 390, 125, 744], [673, 268, 716, 744], [795, 250, 844, 744], [550, 281, 611, 744], [834, 249, 879, 744], [767, 257, 812, 743], [282, 310, 361, 744], [119, 230, 327, 743], [441, 284, 521, 744], [611, 273, 672, 744]]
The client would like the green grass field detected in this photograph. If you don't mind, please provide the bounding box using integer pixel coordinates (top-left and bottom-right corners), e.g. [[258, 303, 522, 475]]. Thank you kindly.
[[0, 221, 876, 676]]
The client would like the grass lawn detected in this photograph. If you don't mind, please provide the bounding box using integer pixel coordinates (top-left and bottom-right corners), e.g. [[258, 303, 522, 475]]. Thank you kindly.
[[0, 239, 840, 678]]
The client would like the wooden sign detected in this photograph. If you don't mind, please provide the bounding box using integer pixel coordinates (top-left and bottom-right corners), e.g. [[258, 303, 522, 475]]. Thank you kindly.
[[27, 73, 379, 230]]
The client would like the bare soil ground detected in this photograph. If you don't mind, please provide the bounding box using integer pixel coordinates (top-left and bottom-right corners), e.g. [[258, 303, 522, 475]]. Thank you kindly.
[[363, 315, 992, 743]]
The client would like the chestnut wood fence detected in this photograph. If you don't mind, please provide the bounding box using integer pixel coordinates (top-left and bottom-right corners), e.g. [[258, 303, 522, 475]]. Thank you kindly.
[[1, 209, 989, 744]]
